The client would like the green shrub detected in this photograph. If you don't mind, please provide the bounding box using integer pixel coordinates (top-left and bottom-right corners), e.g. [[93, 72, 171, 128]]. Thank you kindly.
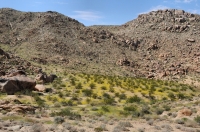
[[155, 108, 164, 115], [168, 92, 176, 100], [124, 105, 137, 112], [89, 83, 96, 89], [119, 93, 127, 100], [103, 98, 115, 105], [109, 87, 115, 93], [101, 106, 110, 112], [51, 108, 81, 120], [75, 82, 83, 89], [126, 95, 141, 103], [101, 86, 107, 90], [162, 105, 171, 111], [82, 89, 93, 97], [54, 116, 64, 124], [177, 93, 186, 99], [33, 94, 45, 107], [103, 93, 111, 99], [194, 116, 200, 124]]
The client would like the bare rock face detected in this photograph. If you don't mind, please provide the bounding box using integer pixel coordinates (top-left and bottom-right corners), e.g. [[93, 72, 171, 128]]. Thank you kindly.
[[0, 76, 36, 95]]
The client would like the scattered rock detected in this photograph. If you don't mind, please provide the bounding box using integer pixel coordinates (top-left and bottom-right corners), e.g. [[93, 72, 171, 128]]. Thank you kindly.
[[187, 38, 195, 42]]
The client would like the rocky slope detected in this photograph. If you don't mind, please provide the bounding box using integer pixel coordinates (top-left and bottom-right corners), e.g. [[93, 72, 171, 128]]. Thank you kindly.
[[0, 8, 200, 81]]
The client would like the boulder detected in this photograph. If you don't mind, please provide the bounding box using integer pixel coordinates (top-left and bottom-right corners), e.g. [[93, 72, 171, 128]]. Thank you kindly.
[[187, 38, 195, 42], [34, 84, 45, 92], [0, 76, 36, 95], [35, 73, 57, 83]]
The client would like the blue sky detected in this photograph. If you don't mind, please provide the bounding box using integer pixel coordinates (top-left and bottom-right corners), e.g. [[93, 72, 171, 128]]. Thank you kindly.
[[0, 0, 200, 26]]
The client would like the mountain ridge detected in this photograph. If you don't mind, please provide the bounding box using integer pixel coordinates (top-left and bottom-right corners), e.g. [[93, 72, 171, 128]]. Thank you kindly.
[[0, 8, 200, 82]]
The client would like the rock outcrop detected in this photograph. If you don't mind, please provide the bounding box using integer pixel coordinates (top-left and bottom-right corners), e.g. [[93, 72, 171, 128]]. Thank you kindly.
[[0, 76, 36, 95]]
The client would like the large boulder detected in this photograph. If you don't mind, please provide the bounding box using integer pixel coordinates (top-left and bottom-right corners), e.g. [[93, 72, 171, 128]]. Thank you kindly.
[[35, 73, 57, 83], [0, 76, 36, 95]]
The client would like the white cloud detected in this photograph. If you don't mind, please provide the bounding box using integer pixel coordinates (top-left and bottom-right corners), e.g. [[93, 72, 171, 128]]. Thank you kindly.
[[175, 0, 193, 3], [70, 11, 103, 21], [139, 5, 169, 14]]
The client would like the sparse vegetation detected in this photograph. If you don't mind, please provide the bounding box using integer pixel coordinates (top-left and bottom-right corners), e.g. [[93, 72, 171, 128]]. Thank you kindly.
[[1, 8, 200, 131]]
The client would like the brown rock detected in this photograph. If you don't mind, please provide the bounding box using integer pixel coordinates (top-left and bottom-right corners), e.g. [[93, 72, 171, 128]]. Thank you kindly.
[[34, 84, 46, 92], [35, 73, 57, 84], [0, 76, 36, 95]]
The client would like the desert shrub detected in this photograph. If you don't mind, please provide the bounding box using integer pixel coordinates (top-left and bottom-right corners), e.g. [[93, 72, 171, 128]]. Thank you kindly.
[[141, 106, 151, 115], [67, 99, 73, 106], [94, 127, 103, 132], [58, 92, 63, 98], [54, 116, 64, 124], [124, 105, 137, 112], [147, 119, 154, 125], [89, 83, 96, 89], [103, 98, 115, 105], [75, 82, 83, 89], [92, 93, 98, 99], [175, 119, 185, 124], [109, 87, 115, 92], [155, 108, 164, 115], [61, 100, 68, 106], [101, 86, 107, 90], [32, 123, 45, 132], [91, 107, 98, 111], [115, 92, 120, 97], [168, 92, 176, 100], [70, 78, 76, 86], [51, 108, 81, 120], [161, 124, 173, 131], [177, 93, 186, 99], [101, 106, 110, 112], [103, 93, 111, 99], [194, 116, 200, 124], [126, 95, 141, 103], [118, 121, 133, 127], [94, 124, 107, 132], [54, 102, 61, 107], [33, 94, 45, 107], [82, 89, 93, 97], [60, 83, 66, 87], [162, 105, 171, 111], [119, 93, 127, 100]]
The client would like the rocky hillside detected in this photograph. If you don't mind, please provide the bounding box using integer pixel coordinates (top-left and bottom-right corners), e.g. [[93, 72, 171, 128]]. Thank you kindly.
[[0, 8, 200, 81], [0, 47, 41, 77]]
